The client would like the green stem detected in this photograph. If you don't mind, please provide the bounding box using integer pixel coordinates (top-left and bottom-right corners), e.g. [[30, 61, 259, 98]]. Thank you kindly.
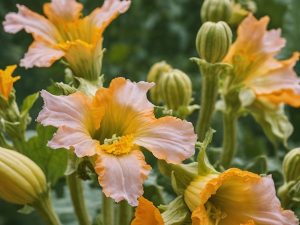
[[118, 201, 132, 225], [102, 193, 115, 225], [34, 194, 62, 225], [196, 65, 219, 141], [220, 111, 237, 168], [67, 172, 91, 225]]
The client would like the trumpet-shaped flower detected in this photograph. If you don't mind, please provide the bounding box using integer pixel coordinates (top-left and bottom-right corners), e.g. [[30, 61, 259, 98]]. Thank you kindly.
[[0, 65, 20, 100], [224, 14, 300, 107], [131, 169, 299, 225], [37, 77, 196, 206], [3, 0, 131, 80]]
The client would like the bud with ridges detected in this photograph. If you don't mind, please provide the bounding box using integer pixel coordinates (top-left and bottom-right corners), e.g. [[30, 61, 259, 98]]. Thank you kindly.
[[0, 147, 47, 205], [201, 0, 233, 23], [196, 21, 232, 63], [147, 61, 173, 104], [159, 69, 192, 111], [282, 148, 300, 183]]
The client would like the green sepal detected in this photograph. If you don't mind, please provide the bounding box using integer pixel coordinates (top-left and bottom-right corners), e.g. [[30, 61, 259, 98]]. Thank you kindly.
[[18, 205, 35, 215], [245, 155, 268, 174], [158, 160, 198, 195], [160, 196, 191, 225], [248, 99, 293, 147], [197, 128, 219, 175], [49, 82, 77, 95], [76, 76, 104, 96]]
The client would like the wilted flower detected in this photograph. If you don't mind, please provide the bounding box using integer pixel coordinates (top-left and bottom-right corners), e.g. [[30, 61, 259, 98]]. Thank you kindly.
[[224, 14, 300, 107], [37, 77, 197, 206], [3, 0, 131, 80], [0, 65, 20, 101]]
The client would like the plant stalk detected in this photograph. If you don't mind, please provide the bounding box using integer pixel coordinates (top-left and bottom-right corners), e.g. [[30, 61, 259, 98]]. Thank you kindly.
[[118, 201, 132, 225], [220, 111, 237, 168], [67, 172, 91, 225], [196, 65, 219, 141], [102, 193, 115, 225], [35, 194, 62, 225]]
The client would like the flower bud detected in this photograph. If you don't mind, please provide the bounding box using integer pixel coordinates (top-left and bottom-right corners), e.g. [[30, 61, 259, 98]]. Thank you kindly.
[[159, 69, 192, 111], [201, 0, 233, 23], [196, 21, 232, 63], [0, 147, 47, 205], [282, 148, 300, 183], [147, 61, 173, 104]]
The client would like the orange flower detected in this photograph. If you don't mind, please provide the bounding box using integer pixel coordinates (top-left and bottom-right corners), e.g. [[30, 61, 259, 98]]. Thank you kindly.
[[131, 169, 299, 225], [224, 14, 300, 107], [0, 65, 20, 100], [37, 77, 196, 206], [3, 0, 131, 80], [131, 197, 164, 225]]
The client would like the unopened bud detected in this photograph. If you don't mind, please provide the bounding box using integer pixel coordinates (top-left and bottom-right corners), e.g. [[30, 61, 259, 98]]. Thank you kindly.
[[282, 148, 300, 183], [201, 0, 232, 23], [159, 69, 192, 111], [196, 21, 232, 63], [0, 147, 47, 205], [147, 61, 173, 104]]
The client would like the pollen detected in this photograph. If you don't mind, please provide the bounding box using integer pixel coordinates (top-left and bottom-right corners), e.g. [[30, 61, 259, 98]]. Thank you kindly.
[[100, 134, 135, 156]]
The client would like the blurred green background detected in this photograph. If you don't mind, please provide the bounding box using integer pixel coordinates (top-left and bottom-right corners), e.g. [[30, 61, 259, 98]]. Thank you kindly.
[[0, 0, 299, 224]]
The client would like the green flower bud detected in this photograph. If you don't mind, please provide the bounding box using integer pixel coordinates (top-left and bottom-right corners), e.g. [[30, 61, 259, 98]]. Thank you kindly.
[[159, 69, 192, 111], [282, 148, 300, 183], [147, 61, 173, 104], [196, 21, 232, 63], [0, 147, 47, 205], [201, 0, 233, 23]]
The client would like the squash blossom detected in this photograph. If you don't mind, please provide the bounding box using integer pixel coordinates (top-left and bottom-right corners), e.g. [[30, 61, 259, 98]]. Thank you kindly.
[[37, 77, 197, 206], [3, 0, 131, 80], [223, 14, 300, 107], [0, 65, 20, 100], [132, 168, 299, 225]]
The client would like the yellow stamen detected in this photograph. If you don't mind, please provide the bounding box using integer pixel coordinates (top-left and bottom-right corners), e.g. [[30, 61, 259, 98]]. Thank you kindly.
[[100, 134, 134, 156]]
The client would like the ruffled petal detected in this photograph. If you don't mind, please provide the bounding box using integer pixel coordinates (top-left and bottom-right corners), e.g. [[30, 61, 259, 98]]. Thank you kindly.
[[191, 205, 212, 225], [3, 4, 60, 44], [37, 90, 97, 132], [190, 168, 299, 225], [250, 52, 300, 97], [258, 89, 300, 108], [225, 14, 285, 63], [48, 126, 99, 157], [135, 116, 196, 164], [20, 41, 64, 68], [95, 150, 151, 206], [88, 0, 131, 30], [131, 197, 164, 225], [43, 0, 83, 22]]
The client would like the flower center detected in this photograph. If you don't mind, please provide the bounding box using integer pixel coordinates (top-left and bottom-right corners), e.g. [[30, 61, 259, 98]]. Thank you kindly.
[[205, 201, 227, 225], [100, 134, 134, 156]]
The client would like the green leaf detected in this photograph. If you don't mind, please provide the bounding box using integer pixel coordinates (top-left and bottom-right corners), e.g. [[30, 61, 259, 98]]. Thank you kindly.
[[21, 92, 39, 118], [161, 196, 191, 225], [24, 125, 68, 185]]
